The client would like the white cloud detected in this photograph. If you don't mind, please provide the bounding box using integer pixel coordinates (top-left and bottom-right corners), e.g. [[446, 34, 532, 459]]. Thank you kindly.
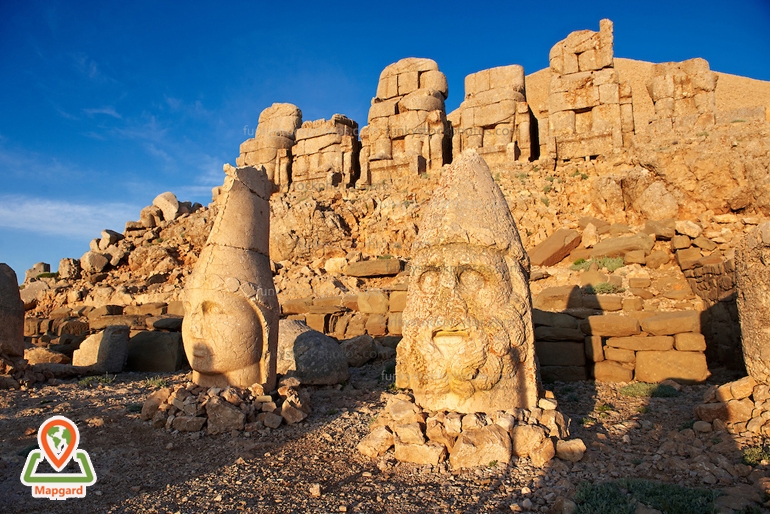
[[0, 195, 140, 240], [83, 106, 122, 119]]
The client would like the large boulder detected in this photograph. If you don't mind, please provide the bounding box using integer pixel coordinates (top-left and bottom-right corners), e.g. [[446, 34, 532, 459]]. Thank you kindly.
[[277, 320, 349, 385], [72, 325, 129, 372], [736, 222, 770, 383], [0, 264, 24, 356], [152, 192, 182, 222], [127, 332, 187, 372]]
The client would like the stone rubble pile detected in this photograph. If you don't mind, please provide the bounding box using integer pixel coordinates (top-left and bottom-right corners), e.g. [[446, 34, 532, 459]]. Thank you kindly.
[[695, 376, 770, 438], [140, 377, 311, 436], [358, 393, 585, 470]]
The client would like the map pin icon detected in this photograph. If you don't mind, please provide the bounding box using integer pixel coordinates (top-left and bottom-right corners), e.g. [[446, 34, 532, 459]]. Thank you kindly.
[[38, 416, 80, 472]]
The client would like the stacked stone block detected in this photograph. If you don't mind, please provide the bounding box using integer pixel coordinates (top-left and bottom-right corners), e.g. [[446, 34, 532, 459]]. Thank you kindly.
[[358, 58, 450, 186], [449, 65, 535, 165], [545, 19, 634, 161], [646, 58, 718, 134], [291, 115, 360, 189], [237, 103, 302, 190]]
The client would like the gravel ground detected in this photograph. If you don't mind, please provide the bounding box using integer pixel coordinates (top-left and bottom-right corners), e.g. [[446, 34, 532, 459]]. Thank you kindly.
[[1, 363, 767, 513]]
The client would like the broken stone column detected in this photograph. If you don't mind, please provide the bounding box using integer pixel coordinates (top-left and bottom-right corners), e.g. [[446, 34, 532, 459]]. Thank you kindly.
[[395, 150, 540, 413], [449, 65, 535, 166], [0, 264, 24, 357], [736, 222, 770, 384], [237, 103, 302, 191], [646, 58, 718, 135], [291, 114, 360, 190], [546, 19, 634, 161], [182, 164, 279, 390], [358, 58, 450, 186]]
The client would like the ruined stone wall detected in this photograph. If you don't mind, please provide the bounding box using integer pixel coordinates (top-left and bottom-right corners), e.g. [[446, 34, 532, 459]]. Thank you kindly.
[[237, 103, 302, 191], [292, 115, 359, 189], [543, 19, 635, 162], [646, 58, 718, 135], [449, 65, 535, 166], [357, 58, 450, 186]]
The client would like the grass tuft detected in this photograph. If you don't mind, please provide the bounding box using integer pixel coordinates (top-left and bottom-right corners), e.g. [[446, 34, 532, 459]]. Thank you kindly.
[[575, 479, 720, 514], [742, 446, 770, 466], [143, 376, 168, 389]]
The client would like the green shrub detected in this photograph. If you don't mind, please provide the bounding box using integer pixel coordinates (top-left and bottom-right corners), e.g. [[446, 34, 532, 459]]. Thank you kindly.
[[36, 272, 59, 279], [595, 256, 625, 272], [570, 258, 592, 272], [540, 197, 550, 207], [575, 479, 720, 514], [584, 282, 625, 294], [79, 374, 115, 387], [143, 376, 168, 389], [543, 184, 553, 194], [742, 446, 770, 466]]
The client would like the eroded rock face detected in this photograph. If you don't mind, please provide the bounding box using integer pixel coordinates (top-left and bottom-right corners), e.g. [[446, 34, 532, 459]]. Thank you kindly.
[[736, 222, 770, 383], [0, 264, 24, 357], [182, 164, 279, 390], [395, 150, 540, 413]]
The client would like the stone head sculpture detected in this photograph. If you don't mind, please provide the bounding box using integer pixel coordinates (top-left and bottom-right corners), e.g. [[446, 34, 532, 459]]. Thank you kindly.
[[182, 164, 279, 390], [395, 150, 540, 413]]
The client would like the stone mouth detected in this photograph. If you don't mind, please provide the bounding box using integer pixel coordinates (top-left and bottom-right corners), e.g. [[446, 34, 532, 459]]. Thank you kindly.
[[432, 329, 469, 355]]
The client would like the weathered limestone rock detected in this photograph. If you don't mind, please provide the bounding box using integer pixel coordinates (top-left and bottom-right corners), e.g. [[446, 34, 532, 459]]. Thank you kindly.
[[291, 114, 359, 189], [357, 426, 395, 458], [182, 164, 279, 390], [646, 58, 718, 134], [594, 360, 634, 382], [153, 192, 182, 222], [127, 332, 187, 372], [0, 264, 24, 357], [24, 262, 50, 283], [277, 319, 349, 385], [340, 334, 377, 367], [528, 229, 581, 267], [449, 424, 512, 469], [396, 151, 540, 413], [344, 259, 401, 277], [635, 350, 710, 383], [736, 222, 770, 384], [72, 325, 129, 373], [206, 396, 245, 435], [555, 438, 586, 462], [510, 424, 546, 458], [394, 441, 447, 465], [545, 19, 634, 161], [58, 258, 81, 280], [80, 251, 109, 274], [238, 103, 302, 190], [450, 64, 535, 165], [358, 58, 450, 186]]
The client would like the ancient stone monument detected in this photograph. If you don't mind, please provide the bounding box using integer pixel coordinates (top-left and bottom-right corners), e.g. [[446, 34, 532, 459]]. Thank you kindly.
[[237, 103, 303, 191], [736, 222, 770, 384], [449, 65, 535, 165], [0, 263, 24, 357], [395, 150, 540, 413], [182, 164, 279, 390], [358, 58, 451, 186], [291, 114, 360, 189], [647, 58, 718, 135], [544, 19, 635, 161]]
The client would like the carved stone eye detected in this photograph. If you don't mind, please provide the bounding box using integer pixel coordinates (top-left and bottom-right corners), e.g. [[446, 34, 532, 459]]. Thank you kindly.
[[458, 268, 485, 294], [418, 269, 440, 294]]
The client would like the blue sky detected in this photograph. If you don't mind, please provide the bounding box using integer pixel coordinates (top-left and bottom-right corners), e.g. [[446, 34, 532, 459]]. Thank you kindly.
[[1, 0, 769, 281]]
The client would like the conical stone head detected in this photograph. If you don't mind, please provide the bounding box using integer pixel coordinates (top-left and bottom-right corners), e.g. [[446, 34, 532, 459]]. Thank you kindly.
[[396, 150, 539, 413], [182, 165, 278, 390]]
